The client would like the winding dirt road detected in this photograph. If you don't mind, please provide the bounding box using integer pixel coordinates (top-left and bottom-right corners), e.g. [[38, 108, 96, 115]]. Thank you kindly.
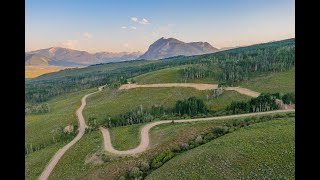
[[38, 85, 105, 180], [225, 87, 260, 97], [100, 109, 295, 155], [119, 83, 260, 97], [37, 82, 284, 178], [119, 83, 218, 90]]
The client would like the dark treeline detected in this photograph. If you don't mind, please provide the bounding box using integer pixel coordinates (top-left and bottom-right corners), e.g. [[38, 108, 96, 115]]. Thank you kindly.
[[226, 93, 279, 114], [103, 93, 285, 128], [105, 97, 208, 128], [175, 97, 208, 116], [282, 92, 295, 104], [26, 38, 295, 104]]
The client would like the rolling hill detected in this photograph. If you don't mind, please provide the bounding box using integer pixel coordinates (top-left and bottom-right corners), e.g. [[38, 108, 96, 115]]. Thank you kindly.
[[147, 118, 295, 179]]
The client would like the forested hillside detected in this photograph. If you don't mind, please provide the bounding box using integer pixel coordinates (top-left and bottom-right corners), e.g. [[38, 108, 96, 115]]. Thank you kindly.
[[25, 38, 294, 104]]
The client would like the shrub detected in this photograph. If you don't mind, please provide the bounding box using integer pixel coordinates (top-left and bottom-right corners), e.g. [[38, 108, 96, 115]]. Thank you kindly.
[[180, 143, 189, 151], [129, 167, 143, 179], [212, 126, 229, 136], [195, 135, 203, 145], [140, 161, 150, 172], [203, 132, 215, 141], [151, 150, 175, 169], [172, 145, 182, 153], [118, 176, 126, 180]]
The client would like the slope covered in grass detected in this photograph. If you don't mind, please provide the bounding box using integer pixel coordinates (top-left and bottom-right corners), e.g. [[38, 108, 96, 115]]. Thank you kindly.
[[238, 67, 295, 94], [83, 87, 251, 126], [26, 88, 95, 148], [25, 142, 64, 180], [134, 65, 222, 84], [147, 118, 295, 179], [25, 88, 96, 179], [49, 113, 293, 180]]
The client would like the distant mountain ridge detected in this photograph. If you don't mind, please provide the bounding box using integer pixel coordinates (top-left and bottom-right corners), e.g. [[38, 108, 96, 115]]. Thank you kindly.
[[26, 47, 142, 66], [29, 47, 98, 66], [26, 37, 218, 66], [25, 53, 50, 66], [138, 37, 219, 60]]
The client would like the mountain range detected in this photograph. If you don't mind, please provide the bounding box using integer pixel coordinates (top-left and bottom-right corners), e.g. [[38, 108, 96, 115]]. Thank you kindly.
[[26, 47, 142, 67], [26, 37, 220, 66]]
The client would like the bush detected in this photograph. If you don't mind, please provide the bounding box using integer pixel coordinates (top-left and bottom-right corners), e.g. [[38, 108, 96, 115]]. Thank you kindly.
[[140, 161, 150, 172], [129, 167, 143, 179], [180, 143, 189, 151], [195, 135, 203, 145], [212, 126, 229, 136], [118, 176, 126, 180], [203, 132, 215, 141], [151, 150, 175, 169], [172, 145, 182, 152]]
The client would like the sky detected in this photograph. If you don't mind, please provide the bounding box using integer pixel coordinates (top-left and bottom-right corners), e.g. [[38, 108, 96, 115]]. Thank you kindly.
[[25, 0, 295, 53]]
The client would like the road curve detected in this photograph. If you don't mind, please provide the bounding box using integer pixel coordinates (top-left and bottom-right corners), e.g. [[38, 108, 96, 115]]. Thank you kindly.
[[101, 109, 295, 155], [38, 85, 106, 180]]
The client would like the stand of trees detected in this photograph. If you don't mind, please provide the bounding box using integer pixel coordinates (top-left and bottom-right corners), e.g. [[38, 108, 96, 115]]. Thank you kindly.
[[181, 63, 218, 80], [227, 93, 279, 114], [218, 46, 295, 85], [175, 97, 208, 116], [104, 97, 208, 128], [282, 92, 295, 104]]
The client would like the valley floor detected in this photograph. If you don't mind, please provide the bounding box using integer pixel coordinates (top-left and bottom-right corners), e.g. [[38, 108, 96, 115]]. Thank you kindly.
[[25, 65, 68, 78]]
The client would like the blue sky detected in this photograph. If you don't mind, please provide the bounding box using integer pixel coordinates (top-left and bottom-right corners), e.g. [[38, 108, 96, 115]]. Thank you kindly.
[[26, 0, 295, 53]]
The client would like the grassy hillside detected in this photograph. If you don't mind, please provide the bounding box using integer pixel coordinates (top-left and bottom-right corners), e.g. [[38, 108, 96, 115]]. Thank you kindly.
[[134, 65, 222, 84], [26, 88, 95, 148], [147, 118, 295, 179], [25, 88, 96, 180], [25, 65, 67, 78], [49, 113, 294, 180], [83, 87, 251, 126], [134, 65, 294, 95], [25, 142, 64, 180], [237, 67, 295, 94]]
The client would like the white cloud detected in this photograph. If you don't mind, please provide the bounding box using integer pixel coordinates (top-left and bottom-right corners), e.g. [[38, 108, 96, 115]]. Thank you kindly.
[[139, 18, 149, 24], [131, 17, 138, 22], [60, 40, 78, 49], [130, 26, 137, 30], [130, 17, 150, 25], [121, 26, 127, 29], [83, 32, 92, 39]]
